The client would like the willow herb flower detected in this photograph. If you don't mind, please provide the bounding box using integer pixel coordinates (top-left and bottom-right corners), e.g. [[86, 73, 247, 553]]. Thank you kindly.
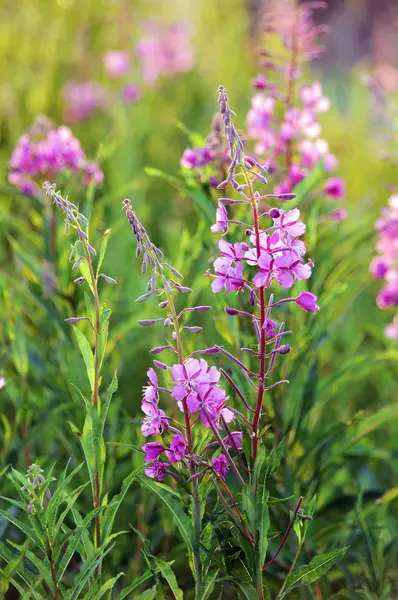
[[370, 194, 398, 338], [136, 20, 195, 86], [63, 81, 107, 123], [9, 117, 103, 195], [103, 51, 131, 77]]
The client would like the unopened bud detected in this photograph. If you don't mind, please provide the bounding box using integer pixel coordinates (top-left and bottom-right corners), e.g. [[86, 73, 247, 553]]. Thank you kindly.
[[278, 344, 291, 355]]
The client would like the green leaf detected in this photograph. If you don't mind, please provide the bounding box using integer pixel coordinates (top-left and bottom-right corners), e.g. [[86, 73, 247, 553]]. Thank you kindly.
[[88, 573, 123, 599], [101, 465, 143, 541], [97, 304, 111, 372], [256, 498, 270, 569], [154, 559, 183, 600], [134, 585, 157, 599], [119, 571, 154, 599], [57, 506, 105, 583], [281, 548, 348, 596], [96, 229, 111, 276], [12, 319, 28, 377], [100, 372, 118, 436], [73, 327, 94, 391], [198, 569, 220, 600], [0, 510, 44, 552], [236, 582, 258, 599], [138, 476, 195, 558]]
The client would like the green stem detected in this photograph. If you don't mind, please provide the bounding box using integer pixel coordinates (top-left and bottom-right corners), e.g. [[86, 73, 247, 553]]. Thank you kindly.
[[276, 540, 304, 600], [83, 239, 102, 577]]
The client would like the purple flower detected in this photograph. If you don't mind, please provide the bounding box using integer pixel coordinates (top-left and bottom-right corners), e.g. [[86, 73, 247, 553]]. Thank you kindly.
[[324, 177, 346, 199], [142, 442, 165, 462], [63, 81, 106, 123], [211, 203, 228, 234], [141, 403, 169, 437], [103, 51, 130, 77], [122, 83, 141, 104], [9, 119, 103, 192], [263, 318, 277, 337], [223, 431, 243, 450], [300, 82, 330, 113], [142, 368, 159, 405], [212, 454, 228, 479], [144, 461, 168, 481], [136, 21, 195, 86], [166, 434, 188, 463], [295, 292, 319, 312], [370, 257, 389, 279]]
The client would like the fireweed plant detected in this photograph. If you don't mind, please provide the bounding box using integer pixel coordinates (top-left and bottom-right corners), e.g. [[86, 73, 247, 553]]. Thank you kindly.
[[123, 87, 346, 599], [0, 182, 135, 597], [180, 1, 346, 223]]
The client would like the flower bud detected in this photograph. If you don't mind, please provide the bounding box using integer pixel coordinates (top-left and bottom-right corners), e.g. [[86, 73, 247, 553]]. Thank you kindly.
[[138, 319, 163, 326], [278, 344, 291, 355], [269, 208, 281, 218], [295, 292, 319, 312], [153, 360, 168, 370], [225, 307, 239, 316], [73, 277, 86, 284]]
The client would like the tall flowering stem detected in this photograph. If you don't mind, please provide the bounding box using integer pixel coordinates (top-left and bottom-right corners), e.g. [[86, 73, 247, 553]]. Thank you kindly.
[[214, 86, 319, 468], [44, 182, 116, 576], [122, 200, 206, 588]]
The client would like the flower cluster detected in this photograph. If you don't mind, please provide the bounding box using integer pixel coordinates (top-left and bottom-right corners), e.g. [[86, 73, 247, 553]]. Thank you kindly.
[[141, 359, 235, 481], [9, 117, 103, 195], [123, 200, 242, 483], [370, 194, 398, 339], [136, 20, 195, 86], [63, 21, 194, 123], [180, 2, 346, 220]]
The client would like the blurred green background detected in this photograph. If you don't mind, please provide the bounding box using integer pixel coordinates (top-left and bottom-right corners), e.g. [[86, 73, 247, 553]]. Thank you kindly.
[[1, 0, 398, 598]]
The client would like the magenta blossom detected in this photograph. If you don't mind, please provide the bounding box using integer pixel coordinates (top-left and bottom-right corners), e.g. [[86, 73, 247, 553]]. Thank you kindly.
[[122, 83, 140, 104], [144, 462, 168, 481], [211, 203, 229, 234], [212, 454, 228, 479], [142, 442, 165, 462], [166, 434, 188, 463], [141, 403, 169, 437], [223, 431, 243, 450], [324, 177, 346, 199], [63, 81, 106, 123], [9, 119, 103, 192], [295, 292, 319, 312]]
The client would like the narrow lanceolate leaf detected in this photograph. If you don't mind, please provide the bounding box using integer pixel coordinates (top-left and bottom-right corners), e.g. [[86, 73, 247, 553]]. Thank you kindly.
[[100, 372, 118, 436], [96, 229, 111, 276], [281, 548, 348, 597], [138, 476, 195, 557], [101, 465, 143, 541], [154, 559, 183, 600], [198, 569, 220, 600], [134, 585, 158, 600], [119, 571, 154, 599], [97, 305, 111, 371], [73, 327, 94, 391], [56, 506, 106, 583], [0, 510, 44, 552], [256, 497, 270, 568], [236, 582, 258, 599], [84, 573, 123, 599]]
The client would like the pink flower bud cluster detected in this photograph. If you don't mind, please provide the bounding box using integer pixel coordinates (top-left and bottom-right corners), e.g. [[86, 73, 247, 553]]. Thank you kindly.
[[370, 194, 398, 339], [9, 119, 103, 195]]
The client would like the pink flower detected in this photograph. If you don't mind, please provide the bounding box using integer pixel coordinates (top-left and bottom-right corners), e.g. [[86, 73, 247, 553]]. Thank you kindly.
[[0, 376, 5, 390], [327, 208, 347, 222], [223, 431, 243, 450], [212, 454, 228, 479], [141, 403, 168, 437], [295, 292, 319, 312], [211, 203, 228, 234], [103, 51, 130, 78], [166, 434, 188, 463], [300, 82, 330, 113], [63, 81, 106, 123], [137, 21, 195, 86], [211, 260, 245, 293], [122, 83, 140, 104], [385, 315, 398, 339], [272, 208, 306, 238], [247, 94, 275, 139], [144, 461, 168, 481], [324, 177, 346, 199], [370, 257, 389, 279], [142, 368, 159, 406], [142, 442, 165, 462]]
